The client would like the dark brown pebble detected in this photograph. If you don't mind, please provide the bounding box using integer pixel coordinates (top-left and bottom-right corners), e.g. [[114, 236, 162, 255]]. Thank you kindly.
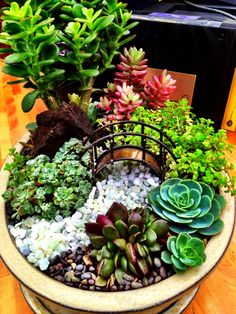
[[81, 285, 89, 290], [159, 266, 167, 279], [110, 285, 118, 292], [60, 251, 67, 259], [96, 286, 105, 291], [142, 276, 148, 287], [68, 253, 75, 260], [75, 255, 82, 263], [65, 282, 74, 286], [55, 275, 64, 282], [67, 249, 73, 255], [66, 266, 72, 272], [151, 271, 158, 277]]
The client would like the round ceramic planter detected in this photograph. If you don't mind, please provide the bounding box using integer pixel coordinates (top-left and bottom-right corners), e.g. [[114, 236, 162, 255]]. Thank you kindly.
[[0, 133, 235, 314]]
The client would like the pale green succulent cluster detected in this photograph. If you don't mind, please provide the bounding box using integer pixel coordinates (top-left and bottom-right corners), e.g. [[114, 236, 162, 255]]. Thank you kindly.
[[2, 138, 92, 220]]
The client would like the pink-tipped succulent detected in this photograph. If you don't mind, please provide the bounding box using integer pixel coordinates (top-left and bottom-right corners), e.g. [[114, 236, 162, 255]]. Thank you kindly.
[[115, 47, 148, 91], [141, 69, 177, 109], [98, 82, 143, 122], [85, 202, 169, 285]]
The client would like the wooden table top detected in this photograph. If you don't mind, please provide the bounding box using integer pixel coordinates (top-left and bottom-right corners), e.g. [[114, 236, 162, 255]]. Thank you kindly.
[[0, 65, 236, 314]]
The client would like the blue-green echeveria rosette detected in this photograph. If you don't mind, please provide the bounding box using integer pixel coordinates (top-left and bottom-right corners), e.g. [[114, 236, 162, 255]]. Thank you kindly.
[[161, 233, 206, 273], [148, 178, 226, 235]]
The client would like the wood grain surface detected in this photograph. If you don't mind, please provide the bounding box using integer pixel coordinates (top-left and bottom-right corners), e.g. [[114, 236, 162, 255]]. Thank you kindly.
[[0, 65, 235, 314]]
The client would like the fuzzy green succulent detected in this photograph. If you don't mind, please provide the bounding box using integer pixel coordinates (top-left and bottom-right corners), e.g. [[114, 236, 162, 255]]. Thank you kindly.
[[161, 233, 206, 273], [148, 178, 226, 236], [85, 202, 169, 285]]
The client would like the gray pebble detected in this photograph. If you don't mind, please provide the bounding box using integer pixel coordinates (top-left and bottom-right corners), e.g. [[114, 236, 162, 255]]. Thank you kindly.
[[154, 276, 162, 283], [142, 276, 148, 287], [81, 272, 91, 280], [76, 264, 84, 271], [131, 282, 143, 289], [159, 266, 167, 279], [154, 257, 162, 268], [148, 276, 154, 285], [19, 245, 30, 256], [123, 274, 134, 282]]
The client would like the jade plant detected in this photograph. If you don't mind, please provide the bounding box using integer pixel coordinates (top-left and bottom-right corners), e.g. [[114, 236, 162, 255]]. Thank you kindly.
[[0, 0, 137, 112], [85, 202, 169, 285], [148, 178, 226, 235], [161, 233, 206, 273], [2, 138, 92, 220]]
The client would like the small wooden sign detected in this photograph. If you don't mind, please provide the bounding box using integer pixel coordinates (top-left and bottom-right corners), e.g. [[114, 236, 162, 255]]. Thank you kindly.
[[146, 68, 196, 106]]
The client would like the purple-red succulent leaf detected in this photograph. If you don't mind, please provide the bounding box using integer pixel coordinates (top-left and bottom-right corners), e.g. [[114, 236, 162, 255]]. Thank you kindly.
[[97, 215, 114, 228], [126, 243, 137, 264], [137, 257, 149, 276], [106, 202, 128, 222], [85, 222, 102, 235], [128, 211, 142, 227]]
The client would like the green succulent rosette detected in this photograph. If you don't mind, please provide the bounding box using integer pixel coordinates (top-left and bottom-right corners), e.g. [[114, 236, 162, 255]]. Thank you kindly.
[[148, 178, 226, 235], [161, 233, 206, 273]]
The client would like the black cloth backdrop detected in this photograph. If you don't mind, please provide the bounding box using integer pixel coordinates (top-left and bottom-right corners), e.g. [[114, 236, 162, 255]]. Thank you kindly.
[[131, 19, 236, 129]]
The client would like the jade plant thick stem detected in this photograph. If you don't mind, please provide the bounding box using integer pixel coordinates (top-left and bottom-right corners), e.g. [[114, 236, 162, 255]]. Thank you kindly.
[[0, 0, 137, 113]]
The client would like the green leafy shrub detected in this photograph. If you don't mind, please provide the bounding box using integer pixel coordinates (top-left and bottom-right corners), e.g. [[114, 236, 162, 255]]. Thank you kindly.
[[2, 138, 92, 220], [161, 233, 206, 273], [111, 99, 235, 195], [0, 0, 137, 112], [85, 202, 169, 284], [148, 178, 226, 235]]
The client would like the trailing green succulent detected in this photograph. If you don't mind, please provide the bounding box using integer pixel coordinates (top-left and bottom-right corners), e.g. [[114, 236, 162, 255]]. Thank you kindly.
[[0, 0, 137, 112], [161, 233, 206, 273], [148, 178, 226, 236], [110, 99, 236, 195], [85, 202, 169, 285], [2, 138, 92, 220]]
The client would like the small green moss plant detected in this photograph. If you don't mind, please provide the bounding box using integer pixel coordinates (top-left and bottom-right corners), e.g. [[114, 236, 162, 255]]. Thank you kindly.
[[110, 99, 235, 195], [2, 138, 92, 220]]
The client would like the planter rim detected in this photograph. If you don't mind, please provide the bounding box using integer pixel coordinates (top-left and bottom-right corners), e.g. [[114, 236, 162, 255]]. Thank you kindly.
[[0, 133, 235, 313]]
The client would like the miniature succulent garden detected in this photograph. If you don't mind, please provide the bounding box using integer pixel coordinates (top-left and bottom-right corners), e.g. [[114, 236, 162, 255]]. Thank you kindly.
[[1, 0, 235, 292]]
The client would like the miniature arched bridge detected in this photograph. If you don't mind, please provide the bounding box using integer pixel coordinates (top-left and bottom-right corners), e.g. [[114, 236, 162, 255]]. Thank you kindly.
[[82, 121, 177, 181]]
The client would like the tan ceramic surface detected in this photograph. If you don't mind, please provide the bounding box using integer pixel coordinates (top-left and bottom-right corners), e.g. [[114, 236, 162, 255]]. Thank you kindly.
[[0, 134, 235, 313]]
